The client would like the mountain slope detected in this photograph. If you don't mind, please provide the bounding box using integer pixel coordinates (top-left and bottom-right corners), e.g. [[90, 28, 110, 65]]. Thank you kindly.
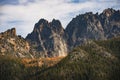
[[0, 37, 120, 80], [31, 37, 120, 80], [95, 37, 120, 59]]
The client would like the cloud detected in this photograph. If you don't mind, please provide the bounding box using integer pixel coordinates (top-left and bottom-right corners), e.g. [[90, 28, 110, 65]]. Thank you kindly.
[[0, 0, 120, 37], [18, 0, 29, 4]]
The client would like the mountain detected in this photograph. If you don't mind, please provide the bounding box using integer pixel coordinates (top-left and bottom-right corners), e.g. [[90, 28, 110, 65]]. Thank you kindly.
[[0, 8, 120, 58], [66, 8, 120, 48], [30, 37, 120, 80], [26, 19, 68, 57], [25, 8, 120, 57], [0, 28, 33, 58]]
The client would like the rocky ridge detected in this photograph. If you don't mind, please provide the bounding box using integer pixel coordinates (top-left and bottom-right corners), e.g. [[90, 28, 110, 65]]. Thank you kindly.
[[0, 28, 33, 58], [66, 8, 120, 48]]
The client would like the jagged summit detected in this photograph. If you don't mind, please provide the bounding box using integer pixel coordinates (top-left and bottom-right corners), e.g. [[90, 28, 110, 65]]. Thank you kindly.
[[102, 8, 116, 17], [35, 18, 62, 29], [38, 18, 48, 24], [66, 8, 120, 48], [0, 28, 16, 37], [26, 18, 68, 57], [51, 19, 62, 28], [50, 19, 64, 34], [26, 18, 65, 42], [33, 19, 64, 33], [51, 19, 62, 26]]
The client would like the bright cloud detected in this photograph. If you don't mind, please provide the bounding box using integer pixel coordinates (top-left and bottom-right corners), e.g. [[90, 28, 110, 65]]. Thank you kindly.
[[0, 0, 120, 37]]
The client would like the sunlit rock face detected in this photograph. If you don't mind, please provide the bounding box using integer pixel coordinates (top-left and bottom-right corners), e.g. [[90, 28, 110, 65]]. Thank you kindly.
[[0, 28, 33, 58], [26, 19, 68, 57]]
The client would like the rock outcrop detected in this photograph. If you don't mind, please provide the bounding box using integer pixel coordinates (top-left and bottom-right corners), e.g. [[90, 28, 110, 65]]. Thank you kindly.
[[100, 8, 120, 38], [26, 19, 68, 57], [0, 28, 32, 58]]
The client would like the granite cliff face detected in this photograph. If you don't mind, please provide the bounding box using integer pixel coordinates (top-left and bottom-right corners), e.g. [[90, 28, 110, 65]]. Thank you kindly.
[[100, 8, 120, 38], [66, 8, 120, 48], [26, 19, 68, 57], [0, 28, 32, 58]]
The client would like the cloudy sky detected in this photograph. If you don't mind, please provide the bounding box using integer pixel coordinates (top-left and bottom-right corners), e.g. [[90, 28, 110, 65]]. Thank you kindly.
[[0, 0, 120, 37]]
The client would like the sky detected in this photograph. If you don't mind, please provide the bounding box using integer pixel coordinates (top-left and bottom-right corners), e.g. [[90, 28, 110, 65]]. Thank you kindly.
[[0, 0, 120, 37]]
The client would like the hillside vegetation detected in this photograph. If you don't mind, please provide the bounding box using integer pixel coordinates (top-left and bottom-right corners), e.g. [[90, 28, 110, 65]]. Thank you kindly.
[[30, 37, 120, 80], [0, 37, 120, 80], [0, 55, 26, 80], [0, 55, 64, 80]]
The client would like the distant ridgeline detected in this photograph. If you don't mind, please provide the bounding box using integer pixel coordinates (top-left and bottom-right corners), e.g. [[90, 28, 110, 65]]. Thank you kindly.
[[0, 8, 120, 58]]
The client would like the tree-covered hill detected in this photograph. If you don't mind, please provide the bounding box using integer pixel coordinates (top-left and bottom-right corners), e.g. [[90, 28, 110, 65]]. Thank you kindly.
[[31, 37, 120, 80]]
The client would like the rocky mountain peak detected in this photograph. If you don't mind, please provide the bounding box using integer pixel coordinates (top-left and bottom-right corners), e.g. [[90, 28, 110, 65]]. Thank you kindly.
[[0, 28, 33, 58], [33, 19, 64, 34], [103, 8, 115, 17], [38, 18, 48, 24], [66, 8, 120, 48], [51, 19, 62, 26], [0, 28, 16, 38], [50, 19, 64, 34], [26, 18, 68, 57], [33, 19, 49, 32]]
